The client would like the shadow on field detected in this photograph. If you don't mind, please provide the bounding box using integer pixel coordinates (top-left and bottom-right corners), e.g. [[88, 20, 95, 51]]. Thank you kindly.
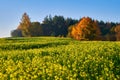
[[0, 42, 69, 50]]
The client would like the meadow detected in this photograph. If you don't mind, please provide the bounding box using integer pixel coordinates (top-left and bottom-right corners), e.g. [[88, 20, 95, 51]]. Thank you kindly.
[[0, 37, 120, 80]]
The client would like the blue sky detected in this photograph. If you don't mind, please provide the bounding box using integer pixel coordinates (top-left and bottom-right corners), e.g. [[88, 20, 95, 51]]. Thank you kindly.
[[0, 0, 120, 38]]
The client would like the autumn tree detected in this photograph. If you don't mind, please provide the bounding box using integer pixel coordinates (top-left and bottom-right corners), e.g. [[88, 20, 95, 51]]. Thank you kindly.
[[115, 25, 120, 41], [69, 17, 101, 40], [17, 13, 31, 37]]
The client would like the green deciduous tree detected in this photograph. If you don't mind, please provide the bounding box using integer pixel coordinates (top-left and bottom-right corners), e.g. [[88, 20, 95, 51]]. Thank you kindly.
[[11, 29, 22, 37], [29, 22, 43, 37]]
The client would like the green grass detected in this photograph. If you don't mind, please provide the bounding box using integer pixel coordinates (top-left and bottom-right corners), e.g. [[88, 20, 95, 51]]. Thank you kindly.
[[0, 37, 120, 80]]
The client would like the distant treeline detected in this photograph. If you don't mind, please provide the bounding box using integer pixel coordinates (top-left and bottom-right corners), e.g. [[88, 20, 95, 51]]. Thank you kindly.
[[11, 13, 120, 41]]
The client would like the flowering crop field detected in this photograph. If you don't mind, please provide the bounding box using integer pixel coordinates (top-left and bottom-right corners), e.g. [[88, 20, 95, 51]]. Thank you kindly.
[[0, 37, 120, 80]]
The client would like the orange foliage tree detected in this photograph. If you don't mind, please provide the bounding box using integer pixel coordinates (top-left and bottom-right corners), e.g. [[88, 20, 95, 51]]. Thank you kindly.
[[115, 25, 120, 41], [68, 17, 101, 40], [17, 13, 31, 37]]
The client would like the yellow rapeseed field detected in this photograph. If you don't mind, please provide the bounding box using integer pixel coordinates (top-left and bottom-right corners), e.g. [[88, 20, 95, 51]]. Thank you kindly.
[[0, 37, 120, 80]]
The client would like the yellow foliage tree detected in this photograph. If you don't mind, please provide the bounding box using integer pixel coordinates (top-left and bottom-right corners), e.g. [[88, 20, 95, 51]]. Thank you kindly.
[[69, 17, 101, 40]]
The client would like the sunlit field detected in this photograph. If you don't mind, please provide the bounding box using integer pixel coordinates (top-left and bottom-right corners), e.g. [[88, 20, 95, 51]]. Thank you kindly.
[[0, 37, 120, 80]]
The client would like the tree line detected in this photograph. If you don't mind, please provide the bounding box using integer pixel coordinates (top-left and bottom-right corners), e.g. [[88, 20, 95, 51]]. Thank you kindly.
[[11, 13, 120, 41]]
